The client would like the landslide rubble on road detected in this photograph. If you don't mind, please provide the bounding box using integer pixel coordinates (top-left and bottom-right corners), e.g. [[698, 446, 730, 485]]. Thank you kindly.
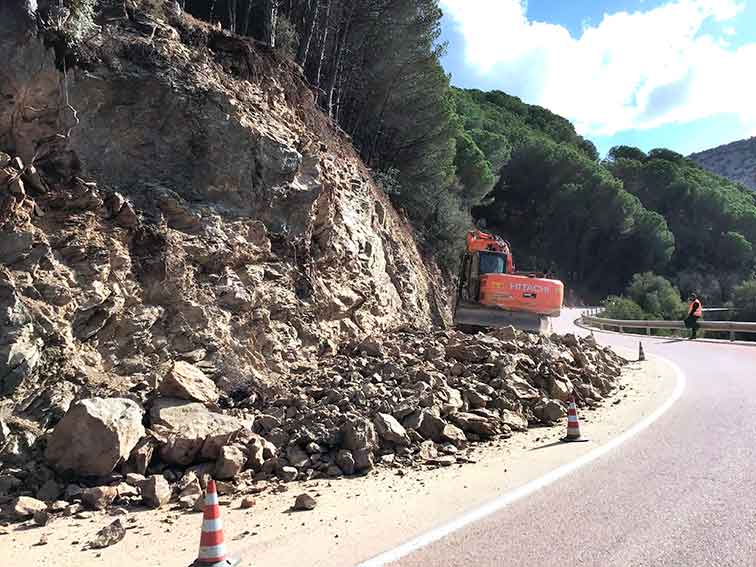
[[1, 325, 624, 522]]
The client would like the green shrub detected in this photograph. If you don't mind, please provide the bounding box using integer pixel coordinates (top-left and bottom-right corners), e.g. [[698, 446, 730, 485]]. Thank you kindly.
[[625, 272, 686, 320], [602, 296, 647, 320]]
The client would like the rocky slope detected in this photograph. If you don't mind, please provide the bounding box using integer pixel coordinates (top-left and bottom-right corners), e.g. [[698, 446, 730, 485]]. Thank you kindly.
[[0, 0, 628, 527], [689, 137, 756, 191], [0, 0, 449, 406]]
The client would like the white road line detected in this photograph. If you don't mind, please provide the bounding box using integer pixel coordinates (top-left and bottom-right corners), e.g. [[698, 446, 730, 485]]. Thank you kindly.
[[355, 355, 686, 567]]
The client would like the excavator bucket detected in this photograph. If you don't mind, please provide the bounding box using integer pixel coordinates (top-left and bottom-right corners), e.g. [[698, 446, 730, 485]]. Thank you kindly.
[[453, 300, 552, 334]]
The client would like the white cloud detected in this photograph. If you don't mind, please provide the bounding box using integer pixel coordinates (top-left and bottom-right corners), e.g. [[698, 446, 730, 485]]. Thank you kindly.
[[441, 0, 756, 137]]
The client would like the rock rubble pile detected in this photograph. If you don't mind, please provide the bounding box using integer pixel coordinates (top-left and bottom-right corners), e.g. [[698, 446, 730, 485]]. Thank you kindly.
[[1, 326, 625, 523]]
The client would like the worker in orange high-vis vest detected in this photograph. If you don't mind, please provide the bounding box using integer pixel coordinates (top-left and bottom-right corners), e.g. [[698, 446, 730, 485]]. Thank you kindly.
[[685, 293, 703, 339]]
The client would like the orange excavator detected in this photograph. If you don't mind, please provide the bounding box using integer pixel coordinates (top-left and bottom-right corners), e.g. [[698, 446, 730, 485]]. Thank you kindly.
[[454, 230, 564, 334]]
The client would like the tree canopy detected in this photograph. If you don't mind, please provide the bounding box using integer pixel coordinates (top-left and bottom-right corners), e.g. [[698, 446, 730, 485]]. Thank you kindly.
[[183, 1, 756, 299]]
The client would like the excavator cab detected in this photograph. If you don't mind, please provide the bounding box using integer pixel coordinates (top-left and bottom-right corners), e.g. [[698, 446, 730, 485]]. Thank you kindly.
[[454, 230, 564, 334]]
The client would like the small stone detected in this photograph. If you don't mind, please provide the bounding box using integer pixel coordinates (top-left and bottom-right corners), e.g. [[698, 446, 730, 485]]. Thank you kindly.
[[428, 455, 456, 467], [293, 493, 316, 511], [33, 510, 50, 526], [90, 519, 126, 549], [240, 496, 256, 509], [64, 503, 84, 516], [49, 500, 69, 513]]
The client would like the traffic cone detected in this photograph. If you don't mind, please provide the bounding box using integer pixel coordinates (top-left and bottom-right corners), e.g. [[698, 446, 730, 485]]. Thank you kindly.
[[638, 341, 645, 362], [561, 396, 589, 443], [193, 480, 240, 567]]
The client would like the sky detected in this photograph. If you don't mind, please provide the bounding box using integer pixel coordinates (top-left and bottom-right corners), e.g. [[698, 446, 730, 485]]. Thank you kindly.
[[439, 0, 756, 157]]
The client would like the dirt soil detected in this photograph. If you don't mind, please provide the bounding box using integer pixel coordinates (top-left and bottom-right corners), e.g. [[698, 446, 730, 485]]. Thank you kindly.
[[2, 354, 677, 567]]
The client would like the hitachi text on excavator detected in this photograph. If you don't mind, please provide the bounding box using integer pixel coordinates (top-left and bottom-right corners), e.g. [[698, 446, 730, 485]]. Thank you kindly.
[[453, 230, 564, 333]]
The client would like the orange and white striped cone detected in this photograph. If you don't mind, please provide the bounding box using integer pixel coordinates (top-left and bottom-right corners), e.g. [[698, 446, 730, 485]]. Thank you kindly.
[[192, 480, 241, 567], [560, 396, 589, 443]]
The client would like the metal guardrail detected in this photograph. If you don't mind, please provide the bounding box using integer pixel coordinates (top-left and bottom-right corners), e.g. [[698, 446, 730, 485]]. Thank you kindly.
[[581, 314, 756, 341]]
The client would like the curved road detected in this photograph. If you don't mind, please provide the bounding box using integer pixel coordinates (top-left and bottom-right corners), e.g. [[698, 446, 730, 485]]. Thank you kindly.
[[367, 309, 756, 567]]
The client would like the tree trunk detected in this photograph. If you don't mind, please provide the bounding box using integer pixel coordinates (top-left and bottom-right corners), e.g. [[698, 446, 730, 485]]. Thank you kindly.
[[264, 0, 280, 48], [296, 0, 319, 67], [242, 0, 253, 36], [327, 0, 354, 118], [314, 0, 332, 90]]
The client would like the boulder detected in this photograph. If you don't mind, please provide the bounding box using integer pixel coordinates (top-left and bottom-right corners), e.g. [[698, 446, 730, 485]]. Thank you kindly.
[[335, 449, 356, 475], [418, 411, 447, 443], [450, 412, 499, 437], [246, 435, 266, 471], [549, 377, 573, 402], [538, 399, 567, 423], [286, 445, 309, 468], [82, 486, 119, 510], [341, 418, 378, 452], [279, 466, 298, 482], [373, 413, 410, 446], [215, 445, 246, 480], [437, 386, 464, 415], [177, 473, 203, 509], [36, 479, 62, 502], [12, 496, 47, 519], [46, 398, 145, 477], [353, 448, 374, 472], [440, 424, 467, 447], [149, 399, 244, 465], [141, 475, 171, 508], [159, 361, 219, 404], [499, 409, 528, 432], [124, 436, 155, 475]]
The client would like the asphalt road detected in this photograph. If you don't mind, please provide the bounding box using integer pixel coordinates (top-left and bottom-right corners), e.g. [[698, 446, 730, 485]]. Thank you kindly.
[[382, 309, 756, 567]]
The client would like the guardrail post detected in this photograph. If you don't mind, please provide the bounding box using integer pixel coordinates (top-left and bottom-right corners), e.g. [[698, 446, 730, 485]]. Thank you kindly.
[[730, 330, 735, 342], [646, 327, 651, 336], [619, 326, 624, 334]]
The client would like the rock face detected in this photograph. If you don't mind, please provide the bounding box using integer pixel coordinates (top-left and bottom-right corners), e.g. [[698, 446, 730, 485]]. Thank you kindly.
[[159, 361, 219, 404], [149, 399, 244, 465], [46, 398, 145, 477]]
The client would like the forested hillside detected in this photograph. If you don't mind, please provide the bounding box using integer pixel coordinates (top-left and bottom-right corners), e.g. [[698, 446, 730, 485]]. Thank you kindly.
[[184, 0, 756, 304], [690, 137, 756, 191]]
